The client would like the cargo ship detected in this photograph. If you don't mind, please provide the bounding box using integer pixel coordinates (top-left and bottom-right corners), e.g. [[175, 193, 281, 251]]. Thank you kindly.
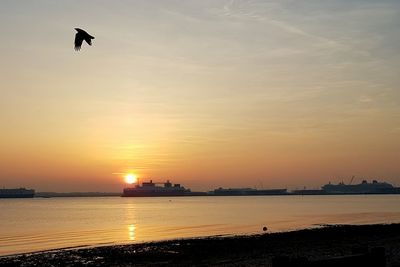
[[212, 187, 288, 196], [0, 188, 35, 198], [122, 180, 192, 197]]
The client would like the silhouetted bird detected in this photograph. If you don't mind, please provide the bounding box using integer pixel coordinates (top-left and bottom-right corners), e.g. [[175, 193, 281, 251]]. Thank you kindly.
[[74, 28, 94, 51]]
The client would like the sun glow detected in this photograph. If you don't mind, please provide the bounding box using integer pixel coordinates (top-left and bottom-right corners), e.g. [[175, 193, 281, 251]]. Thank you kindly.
[[125, 174, 137, 184]]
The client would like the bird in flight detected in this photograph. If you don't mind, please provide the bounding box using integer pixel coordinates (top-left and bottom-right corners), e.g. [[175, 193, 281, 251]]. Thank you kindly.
[[74, 28, 95, 51]]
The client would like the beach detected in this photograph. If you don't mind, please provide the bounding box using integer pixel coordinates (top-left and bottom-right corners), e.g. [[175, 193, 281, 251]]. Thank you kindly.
[[1, 224, 400, 267]]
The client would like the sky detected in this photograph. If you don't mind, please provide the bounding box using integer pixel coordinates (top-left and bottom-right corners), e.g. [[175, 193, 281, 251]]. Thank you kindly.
[[0, 0, 399, 192]]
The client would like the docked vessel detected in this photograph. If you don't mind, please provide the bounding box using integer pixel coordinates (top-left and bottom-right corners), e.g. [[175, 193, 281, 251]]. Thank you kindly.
[[0, 188, 35, 198], [322, 180, 400, 194], [122, 180, 191, 197], [212, 187, 288, 196]]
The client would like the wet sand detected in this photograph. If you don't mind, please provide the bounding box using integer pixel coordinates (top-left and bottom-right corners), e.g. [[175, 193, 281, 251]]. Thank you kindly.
[[1, 224, 400, 267]]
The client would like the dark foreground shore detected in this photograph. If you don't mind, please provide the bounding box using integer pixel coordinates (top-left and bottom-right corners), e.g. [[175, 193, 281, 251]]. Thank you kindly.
[[1, 224, 400, 267]]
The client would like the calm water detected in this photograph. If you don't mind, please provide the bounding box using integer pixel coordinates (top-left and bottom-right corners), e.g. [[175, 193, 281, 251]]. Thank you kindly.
[[1, 195, 400, 256]]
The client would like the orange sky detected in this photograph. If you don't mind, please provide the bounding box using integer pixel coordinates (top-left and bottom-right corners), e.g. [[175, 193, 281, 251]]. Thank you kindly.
[[0, 1, 399, 192]]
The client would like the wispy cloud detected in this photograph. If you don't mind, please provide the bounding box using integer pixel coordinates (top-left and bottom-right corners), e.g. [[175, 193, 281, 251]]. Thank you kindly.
[[217, 0, 390, 60], [359, 96, 373, 104]]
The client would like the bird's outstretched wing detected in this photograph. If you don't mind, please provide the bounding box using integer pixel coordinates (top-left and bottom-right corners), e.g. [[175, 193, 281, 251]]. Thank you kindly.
[[74, 33, 84, 51], [84, 34, 95, 46]]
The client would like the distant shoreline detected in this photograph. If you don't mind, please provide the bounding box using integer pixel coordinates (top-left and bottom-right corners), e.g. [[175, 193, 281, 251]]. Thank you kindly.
[[34, 192, 121, 198], [31, 192, 400, 198], [2, 223, 400, 266]]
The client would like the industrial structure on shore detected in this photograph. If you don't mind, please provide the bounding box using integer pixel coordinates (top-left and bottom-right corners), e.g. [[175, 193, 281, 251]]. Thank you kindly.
[[122, 178, 400, 197], [2, 177, 398, 198]]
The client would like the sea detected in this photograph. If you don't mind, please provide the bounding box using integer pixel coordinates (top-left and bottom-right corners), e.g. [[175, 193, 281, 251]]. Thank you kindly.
[[1, 195, 400, 256]]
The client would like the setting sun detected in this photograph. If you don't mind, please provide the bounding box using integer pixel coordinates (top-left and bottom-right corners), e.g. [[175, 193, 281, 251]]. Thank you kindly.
[[125, 174, 137, 184]]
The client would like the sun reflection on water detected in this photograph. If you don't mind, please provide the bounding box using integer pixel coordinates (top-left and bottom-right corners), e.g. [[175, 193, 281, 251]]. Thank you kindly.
[[128, 224, 136, 241]]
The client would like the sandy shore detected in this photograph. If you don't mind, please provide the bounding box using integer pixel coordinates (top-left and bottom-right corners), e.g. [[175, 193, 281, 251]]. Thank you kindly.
[[1, 224, 400, 267]]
